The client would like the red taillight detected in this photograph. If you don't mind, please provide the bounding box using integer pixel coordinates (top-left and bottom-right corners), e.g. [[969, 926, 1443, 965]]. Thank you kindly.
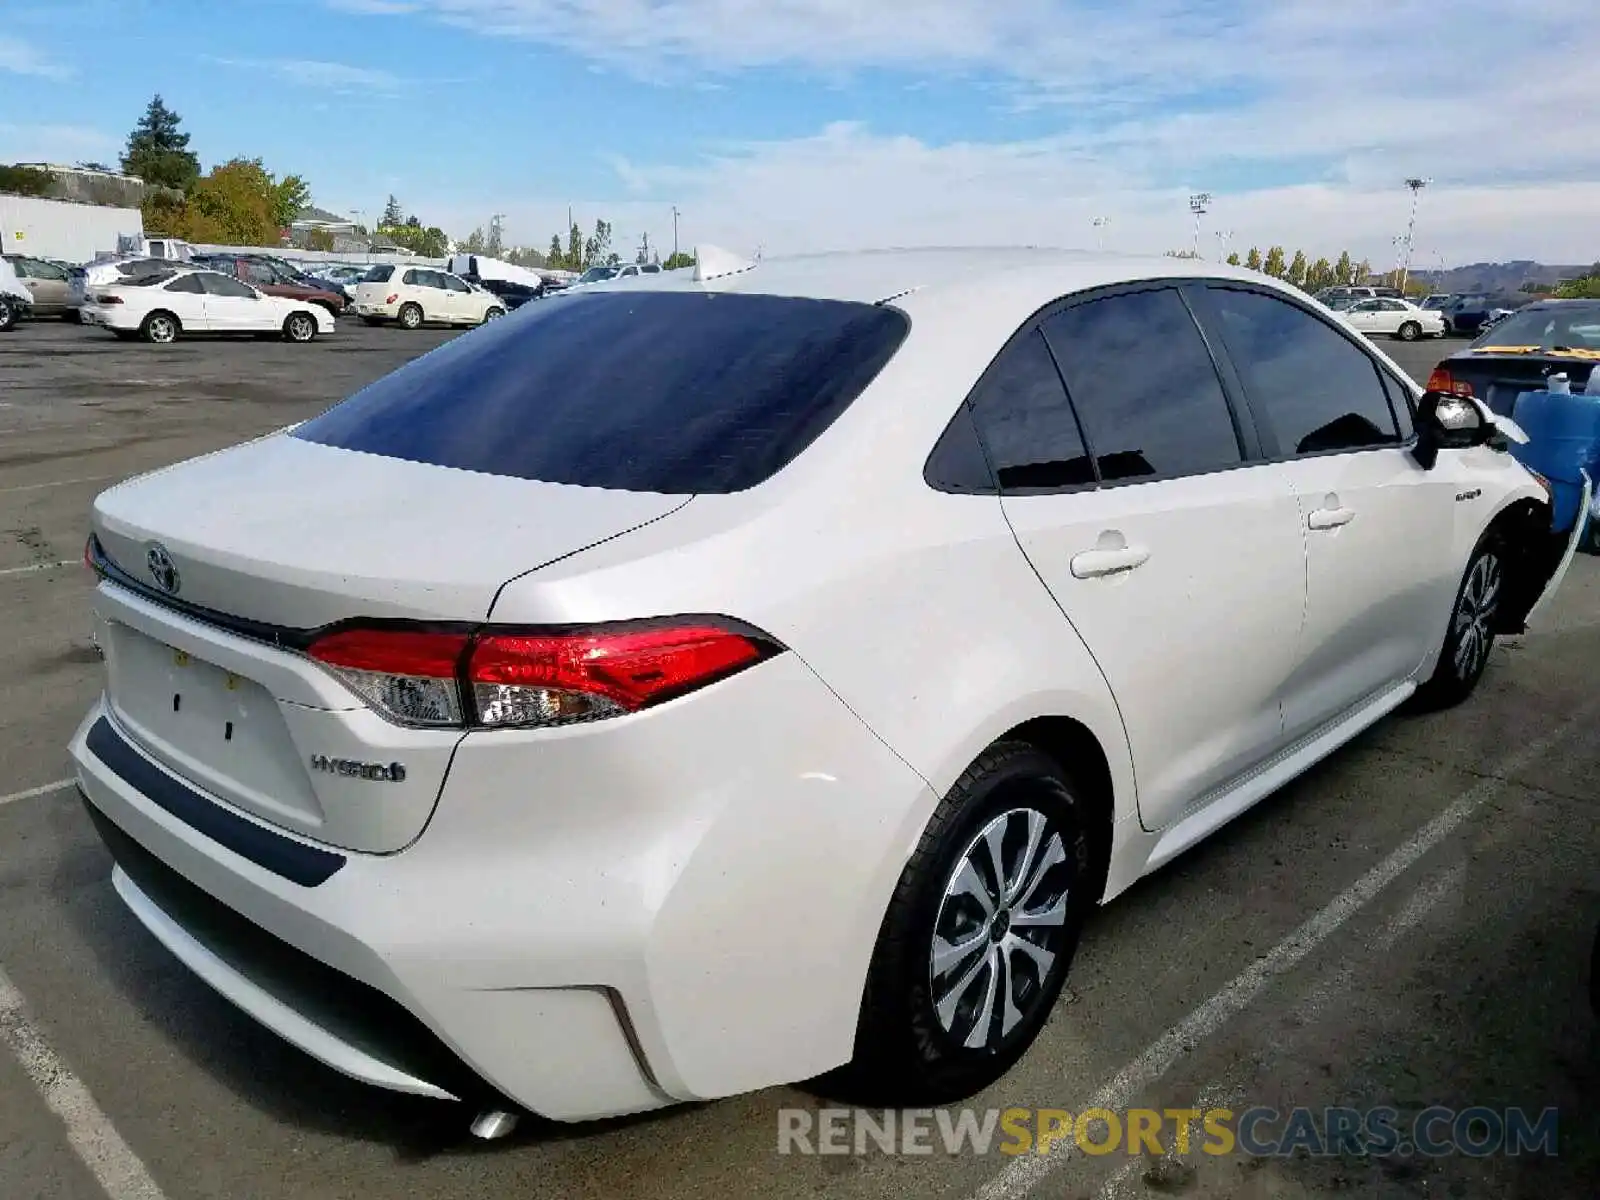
[[384, 293, 399, 305], [468, 625, 771, 726], [305, 621, 778, 729], [98, 294, 123, 305], [1425, 367, 1473, 397], [309, 628, 469, 727]]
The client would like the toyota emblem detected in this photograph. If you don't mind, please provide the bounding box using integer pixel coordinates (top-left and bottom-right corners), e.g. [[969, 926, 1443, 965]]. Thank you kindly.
[[145, 543, 181, 595]]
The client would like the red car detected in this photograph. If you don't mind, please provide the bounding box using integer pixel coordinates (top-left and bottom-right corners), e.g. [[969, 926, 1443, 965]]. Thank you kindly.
[[204, 256, 346, 316]]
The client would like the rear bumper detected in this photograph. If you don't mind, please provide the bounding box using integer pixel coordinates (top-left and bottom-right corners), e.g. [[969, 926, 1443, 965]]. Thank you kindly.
[[69, 647, 936, 1119]]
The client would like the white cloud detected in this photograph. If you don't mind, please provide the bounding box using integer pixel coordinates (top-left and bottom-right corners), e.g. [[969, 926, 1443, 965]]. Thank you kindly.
[[351, 0, 1597, 263], [0, 35, 71, 80], [411, 121, 1599, 268], [209, 56, 402, 93]]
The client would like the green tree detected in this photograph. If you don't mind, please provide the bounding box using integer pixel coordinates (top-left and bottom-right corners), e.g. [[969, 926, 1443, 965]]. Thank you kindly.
[[186, 157, 280, 244], [1307, 257, 1334, 293], [566, 222, 583, 270], [1263, 246, 1287, 278], [463, 226, 486, 254], [1355, 258, 1372, 284], [663, 251, 696, 270], [306, 228, 335, 252], [1287, 250, 1308, 289], [1556, 272, 1600, 299], [547, 234, 565, 268], [1225, 251, 1241, 266], [582, 219, 614, 268], [1244, 247, 1263, 272], [272, 174, 310, 229], [382, 194, 404, 226], [121, 94, 200, 191], [1335, 250, 1354, 285], [379, 223, 449, 258]]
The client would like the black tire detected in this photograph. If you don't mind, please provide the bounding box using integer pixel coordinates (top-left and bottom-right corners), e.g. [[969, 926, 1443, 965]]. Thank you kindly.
[[139, 311, 180, 344], [483, 306, 505, 323], [0, 296, 15, 333], [397, 302, 423, 330], [283, 311, 318, 343], [1396, 321, 1422, 342], [1412, 536, 1504, 711], [842, 742, 1096, 1105]]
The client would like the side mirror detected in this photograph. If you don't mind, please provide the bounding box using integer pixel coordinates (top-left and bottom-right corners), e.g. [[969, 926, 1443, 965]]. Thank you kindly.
[[1412, 389, 1492, 469]]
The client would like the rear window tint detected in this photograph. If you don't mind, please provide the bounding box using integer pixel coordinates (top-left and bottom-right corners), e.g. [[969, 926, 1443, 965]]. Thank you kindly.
[[362, 265, 394, 283], [292, 291, 910, 493]]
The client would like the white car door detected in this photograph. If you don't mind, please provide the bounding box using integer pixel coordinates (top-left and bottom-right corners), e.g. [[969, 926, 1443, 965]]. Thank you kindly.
[[1197, 284, 1458, 743], [157, 272, 211, 329], [981, 285, 1308, 833], [1344, 299, 1387, 335], [199, 270, 276, 331], [439, 272, 480, 321]]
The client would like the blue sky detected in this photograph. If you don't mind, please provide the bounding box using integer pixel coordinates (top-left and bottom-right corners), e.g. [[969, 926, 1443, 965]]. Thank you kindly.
[[2, 0, 1595, 264]]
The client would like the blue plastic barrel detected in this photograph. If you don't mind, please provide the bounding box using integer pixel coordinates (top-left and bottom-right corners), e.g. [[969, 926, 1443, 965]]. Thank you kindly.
[[1509, 386, 1600, 533]]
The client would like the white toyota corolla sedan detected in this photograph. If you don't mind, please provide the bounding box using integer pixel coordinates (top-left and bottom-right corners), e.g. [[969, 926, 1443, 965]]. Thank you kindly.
[[69, 248, 1581, 1131]]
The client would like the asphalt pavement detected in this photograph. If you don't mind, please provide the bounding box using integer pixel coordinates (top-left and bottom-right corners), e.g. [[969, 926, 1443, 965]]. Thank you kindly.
[[0, 319, 1596, 1200]]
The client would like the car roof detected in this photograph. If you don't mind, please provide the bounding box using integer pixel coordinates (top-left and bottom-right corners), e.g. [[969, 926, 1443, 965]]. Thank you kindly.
[[579, 246, 1286, 311]]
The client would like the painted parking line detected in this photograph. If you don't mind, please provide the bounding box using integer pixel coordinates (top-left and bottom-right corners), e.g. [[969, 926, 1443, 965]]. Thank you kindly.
[[0, 964, 167, 1200], [1090, 862, 1467, 1199], [0, 473, 117, 496], [0, 559, 78, 578], [972, 708, 1588, 1200], [0, 779, 75, 808]]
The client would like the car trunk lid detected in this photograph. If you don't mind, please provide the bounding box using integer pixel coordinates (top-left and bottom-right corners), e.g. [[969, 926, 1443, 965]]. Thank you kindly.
[[1435, 351, 1600, 417], [88, 434, 690, 852]]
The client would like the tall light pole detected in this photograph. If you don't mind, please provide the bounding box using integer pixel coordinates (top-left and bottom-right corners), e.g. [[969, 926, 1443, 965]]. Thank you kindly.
[[671, 206, 681, 261], [1399, 177, 1430, 294], [1189, 193, 1211, 258], [1091, 216, 1109, 251]]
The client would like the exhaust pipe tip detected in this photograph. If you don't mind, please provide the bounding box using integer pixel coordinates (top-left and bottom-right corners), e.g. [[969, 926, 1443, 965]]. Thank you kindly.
[[469, 1109, 520, 1141]]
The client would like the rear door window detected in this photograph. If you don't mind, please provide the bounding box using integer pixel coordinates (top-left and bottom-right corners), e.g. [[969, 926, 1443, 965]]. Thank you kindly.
[[165, 274, 205, 294], [293, 291, 910, 493], [363, 265, 394, 284], [200, 272, 258, 299]]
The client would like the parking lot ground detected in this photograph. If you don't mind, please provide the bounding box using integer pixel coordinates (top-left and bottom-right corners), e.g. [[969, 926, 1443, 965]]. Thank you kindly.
[[0, 321, 1596, 1200]]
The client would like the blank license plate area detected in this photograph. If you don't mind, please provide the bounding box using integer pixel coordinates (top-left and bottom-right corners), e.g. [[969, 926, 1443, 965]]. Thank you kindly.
[[102, 620, 324, 826]]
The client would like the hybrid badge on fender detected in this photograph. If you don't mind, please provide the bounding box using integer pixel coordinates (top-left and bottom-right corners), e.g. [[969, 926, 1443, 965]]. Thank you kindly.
[[309, 755, 407, 782]]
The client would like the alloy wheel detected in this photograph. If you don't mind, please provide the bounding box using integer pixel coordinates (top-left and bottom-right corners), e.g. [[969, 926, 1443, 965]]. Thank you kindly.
[[148, 316, 176, 343], [1452, 552, 1501, 680], [930, 806, 1071, 1051]]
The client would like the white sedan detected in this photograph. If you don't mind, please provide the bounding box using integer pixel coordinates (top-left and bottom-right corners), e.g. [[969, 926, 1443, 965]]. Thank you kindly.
[[69, 249, 1578, 1135], [79, 267, 335, 343], [1340, 296, 1447, 341]]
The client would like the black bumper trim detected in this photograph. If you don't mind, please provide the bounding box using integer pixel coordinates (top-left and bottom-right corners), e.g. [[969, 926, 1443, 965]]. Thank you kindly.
[[85, 716, 346, 887]]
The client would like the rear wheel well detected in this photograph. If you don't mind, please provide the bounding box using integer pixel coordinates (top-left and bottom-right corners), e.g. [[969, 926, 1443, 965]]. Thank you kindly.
[[1486, 498, 1561, 634], [997, 716, 1114, 899]]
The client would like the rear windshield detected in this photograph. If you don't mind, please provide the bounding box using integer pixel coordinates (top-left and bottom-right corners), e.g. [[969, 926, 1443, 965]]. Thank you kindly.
[[1471, 303, 1600, 350], [292, 290, 910, 493], [361, 264, 394, 283]]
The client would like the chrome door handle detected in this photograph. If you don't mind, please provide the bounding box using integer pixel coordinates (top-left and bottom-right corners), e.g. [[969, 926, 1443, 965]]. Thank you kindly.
[[1308, 507, 1355, 530], [1070, 545, 1151, 579]]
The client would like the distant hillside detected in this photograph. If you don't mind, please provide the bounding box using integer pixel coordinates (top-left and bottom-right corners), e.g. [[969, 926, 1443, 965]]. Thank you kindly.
[[1408, 260, 1593, 296]]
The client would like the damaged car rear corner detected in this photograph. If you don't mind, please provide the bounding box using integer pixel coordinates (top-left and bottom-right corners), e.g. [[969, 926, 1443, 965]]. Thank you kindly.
[[66, 257, 1579, 1139]]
